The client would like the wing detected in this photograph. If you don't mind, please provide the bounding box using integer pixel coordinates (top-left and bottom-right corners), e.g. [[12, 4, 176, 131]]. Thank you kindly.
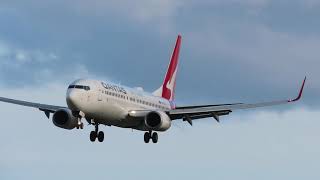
[[0, 96, 66, 118], [169, 77, 306, 125]]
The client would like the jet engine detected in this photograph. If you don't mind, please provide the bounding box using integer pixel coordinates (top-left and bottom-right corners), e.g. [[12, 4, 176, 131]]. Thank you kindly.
[[144, 111, 171, 131], [52, 109, 78, 130]]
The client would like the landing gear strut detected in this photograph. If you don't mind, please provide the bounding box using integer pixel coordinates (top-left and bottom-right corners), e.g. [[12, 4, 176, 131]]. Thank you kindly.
[[90, 124, 104, 142], [74, 111, 84, 129], [144, 131, 158, 143]]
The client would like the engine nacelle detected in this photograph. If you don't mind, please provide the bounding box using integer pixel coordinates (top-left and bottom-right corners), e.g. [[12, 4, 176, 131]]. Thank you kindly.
[[52, 109, 78, 130], [144, 111, 171, 131]]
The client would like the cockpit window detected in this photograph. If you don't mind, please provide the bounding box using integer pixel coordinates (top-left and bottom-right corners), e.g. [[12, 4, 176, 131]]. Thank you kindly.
[[68, 85, 90, 91]]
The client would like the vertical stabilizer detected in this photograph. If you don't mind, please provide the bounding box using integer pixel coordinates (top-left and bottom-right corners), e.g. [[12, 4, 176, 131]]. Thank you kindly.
[[153, 35, 181, 102]]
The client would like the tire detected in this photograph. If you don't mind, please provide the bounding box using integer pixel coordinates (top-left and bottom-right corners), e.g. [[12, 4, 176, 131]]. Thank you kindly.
[[97, 131, 104, 142], [151, 132, 158, 143], [90, 131, 96, 142], [144, 132, 150, 143]]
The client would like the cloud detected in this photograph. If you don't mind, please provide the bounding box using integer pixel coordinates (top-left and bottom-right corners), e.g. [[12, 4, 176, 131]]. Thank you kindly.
[[0, 40, 58, 65], [0, 80, 317, 180], [30, 64, 91, 85], [0, 0, 318, 105], [187, 23, 315, 77], [0, 41, 10, 57]]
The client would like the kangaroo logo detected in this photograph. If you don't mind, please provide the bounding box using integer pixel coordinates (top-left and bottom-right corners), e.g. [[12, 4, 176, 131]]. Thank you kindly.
[[163, 67, 177, 100]]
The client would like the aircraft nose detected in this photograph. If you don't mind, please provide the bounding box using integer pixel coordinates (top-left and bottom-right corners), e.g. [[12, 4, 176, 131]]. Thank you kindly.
[[66, 90, 80, 110]]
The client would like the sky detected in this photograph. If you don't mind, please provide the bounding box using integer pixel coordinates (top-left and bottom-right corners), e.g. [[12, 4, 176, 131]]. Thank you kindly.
[[0, 0, 319, 179]]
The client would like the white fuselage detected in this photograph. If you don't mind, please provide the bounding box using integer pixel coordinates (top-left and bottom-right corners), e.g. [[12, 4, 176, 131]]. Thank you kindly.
[[66, 79, 172, 129]]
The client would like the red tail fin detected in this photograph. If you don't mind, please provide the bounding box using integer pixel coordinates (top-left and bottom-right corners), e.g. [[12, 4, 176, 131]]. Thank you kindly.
[[153, 35, 181, 101]]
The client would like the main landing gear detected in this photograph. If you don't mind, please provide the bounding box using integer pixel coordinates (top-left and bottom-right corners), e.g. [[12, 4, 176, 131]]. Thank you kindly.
[[144, 131, 158, 143], [76, 122, 84, 129], [90, 124, 104, 142]]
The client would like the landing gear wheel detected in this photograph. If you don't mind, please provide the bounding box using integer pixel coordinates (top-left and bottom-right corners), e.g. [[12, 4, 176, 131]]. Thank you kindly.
[[90, 131, 96, 142], [76, 123, 83, 129], [97, 131, 104, 142], [144, 132, 150, 143], [151, 132, 158, 143]]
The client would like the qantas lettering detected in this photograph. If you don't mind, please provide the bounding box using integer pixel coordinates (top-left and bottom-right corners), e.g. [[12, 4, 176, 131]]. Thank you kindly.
[[101, 82, 127, 94]]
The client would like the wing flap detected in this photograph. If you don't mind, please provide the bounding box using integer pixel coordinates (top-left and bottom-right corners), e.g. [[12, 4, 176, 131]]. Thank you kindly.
[[169, 77, 306, 122], [170, 100, 288, 115]]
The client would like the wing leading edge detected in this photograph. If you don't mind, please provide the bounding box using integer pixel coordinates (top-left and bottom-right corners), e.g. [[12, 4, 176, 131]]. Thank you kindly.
[[0, 96, 66, 118], [169, 77, 306, 125]]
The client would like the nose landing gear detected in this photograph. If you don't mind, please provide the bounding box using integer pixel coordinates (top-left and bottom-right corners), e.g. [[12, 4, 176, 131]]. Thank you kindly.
[[90, 124, 104, 142], [144, 131, 158, 143]]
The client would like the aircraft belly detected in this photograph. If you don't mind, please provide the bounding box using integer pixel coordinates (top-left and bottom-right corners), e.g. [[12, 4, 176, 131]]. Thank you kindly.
[[81, 101, 120, 124], [80, 96, 145, 128]]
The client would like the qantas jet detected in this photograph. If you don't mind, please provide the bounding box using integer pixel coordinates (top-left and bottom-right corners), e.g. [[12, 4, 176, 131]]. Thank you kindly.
[[0, 35, 306, 143]]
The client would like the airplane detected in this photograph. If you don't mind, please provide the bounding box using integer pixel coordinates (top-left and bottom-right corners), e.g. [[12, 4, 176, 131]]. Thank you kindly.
[[0, 35, 306, 143]]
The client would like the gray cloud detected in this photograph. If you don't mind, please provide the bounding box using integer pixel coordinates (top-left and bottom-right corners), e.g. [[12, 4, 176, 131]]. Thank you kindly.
[[0, 40, 58, 64], [0, 1, 317, 106], [0, 82, 318, 179]]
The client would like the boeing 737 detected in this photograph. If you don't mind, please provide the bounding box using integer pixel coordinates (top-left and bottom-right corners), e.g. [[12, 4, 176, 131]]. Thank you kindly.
[[0, 35, 306, 143]]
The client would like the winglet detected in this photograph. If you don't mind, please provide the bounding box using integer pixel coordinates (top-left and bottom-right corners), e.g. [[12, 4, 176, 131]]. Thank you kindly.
[[288, 76, 306, 102]]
